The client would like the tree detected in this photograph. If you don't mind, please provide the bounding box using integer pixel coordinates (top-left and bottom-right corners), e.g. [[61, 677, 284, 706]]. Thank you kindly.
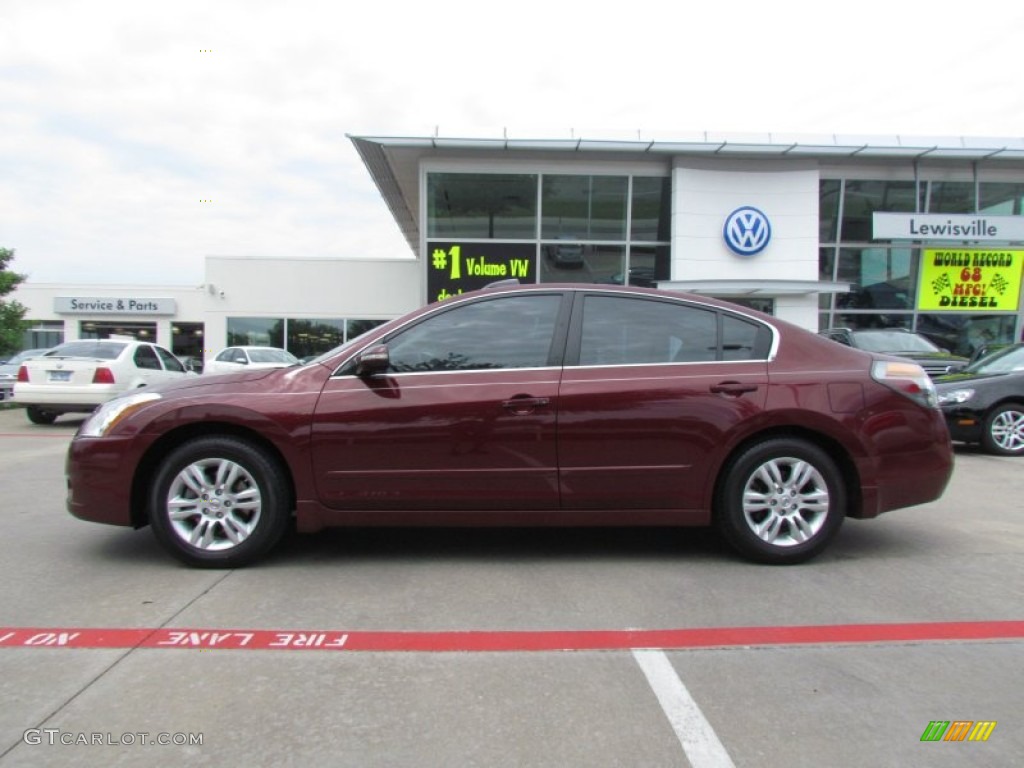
[[0, 247, 28, 356]]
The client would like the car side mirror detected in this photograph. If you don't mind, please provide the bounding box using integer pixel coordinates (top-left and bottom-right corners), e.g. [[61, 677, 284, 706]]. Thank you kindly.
[[355, 345, 390, 376], [234, 356, 248, 364]]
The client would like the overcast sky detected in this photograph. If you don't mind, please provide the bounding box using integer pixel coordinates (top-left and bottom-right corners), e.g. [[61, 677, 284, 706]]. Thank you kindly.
[[2, 0, 1022, 286]]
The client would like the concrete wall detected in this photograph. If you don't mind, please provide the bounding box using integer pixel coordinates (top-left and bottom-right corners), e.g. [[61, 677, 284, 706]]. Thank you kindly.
[[12, 257, 424, 360], [672, 160, 820, 328]]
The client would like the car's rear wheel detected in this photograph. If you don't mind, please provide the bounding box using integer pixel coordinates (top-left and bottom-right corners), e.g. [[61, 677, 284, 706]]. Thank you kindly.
[[149, 436, 291, 567], [716, 438, 845, 564], [25, 406, 57, 425], [982, 404, 1024, 456]]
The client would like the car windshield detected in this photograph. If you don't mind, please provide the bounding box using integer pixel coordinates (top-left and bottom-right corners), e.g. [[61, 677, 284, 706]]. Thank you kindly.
[[851, 331, 941, 354], [45, 341, 127, 360], [967, 345, 1024, 374], [248, 349, 299, 364]]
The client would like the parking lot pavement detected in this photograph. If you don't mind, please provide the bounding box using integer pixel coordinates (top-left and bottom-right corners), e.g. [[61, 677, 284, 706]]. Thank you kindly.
[[0, 406, 1021, 766]]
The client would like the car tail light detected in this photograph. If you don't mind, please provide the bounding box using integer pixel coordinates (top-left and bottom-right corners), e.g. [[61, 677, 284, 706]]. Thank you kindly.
[[93, 367, 116, 384], [17, 366, 28, 382], [871, 360, 937, 408]]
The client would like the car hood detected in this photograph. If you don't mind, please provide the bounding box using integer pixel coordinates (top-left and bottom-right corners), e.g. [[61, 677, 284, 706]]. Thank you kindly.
[[890, 351, 967, 363], [146, 367, 285, 395]]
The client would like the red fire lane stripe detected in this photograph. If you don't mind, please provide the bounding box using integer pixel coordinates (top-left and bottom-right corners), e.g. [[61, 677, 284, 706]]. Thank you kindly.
[[1, 621, 1022, 652]]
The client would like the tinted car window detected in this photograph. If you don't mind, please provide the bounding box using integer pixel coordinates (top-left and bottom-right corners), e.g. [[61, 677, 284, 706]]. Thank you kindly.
[[45, 342, 127, 360], [133, 345, 161, 370], [216, 348, 235, 362], [722, 314, 772, 361], [853, 331, 940, 353], [579, 295, 718, 365], [386, 294, 562, 372], [155, 346, 186, 372]]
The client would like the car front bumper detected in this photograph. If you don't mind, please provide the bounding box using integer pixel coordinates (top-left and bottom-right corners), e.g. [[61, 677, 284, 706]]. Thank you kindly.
[[66, 436, 139, 527], [941, 407, 985, 444]]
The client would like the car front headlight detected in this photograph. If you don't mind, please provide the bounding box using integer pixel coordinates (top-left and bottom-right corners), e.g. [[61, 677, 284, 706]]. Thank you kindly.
[[937, 388, 975, 406], [79, 392, 162, 437]]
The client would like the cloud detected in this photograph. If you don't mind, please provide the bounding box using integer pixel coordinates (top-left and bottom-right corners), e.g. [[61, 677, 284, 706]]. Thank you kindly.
[[1, 0, 1022, 284]]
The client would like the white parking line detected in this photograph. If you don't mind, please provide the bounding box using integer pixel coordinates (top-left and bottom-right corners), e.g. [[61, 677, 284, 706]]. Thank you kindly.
[[632, 649, 736, 768]]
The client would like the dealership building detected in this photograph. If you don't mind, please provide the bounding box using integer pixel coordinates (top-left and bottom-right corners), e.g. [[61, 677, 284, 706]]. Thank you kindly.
[[13, 132, 1024, 362]]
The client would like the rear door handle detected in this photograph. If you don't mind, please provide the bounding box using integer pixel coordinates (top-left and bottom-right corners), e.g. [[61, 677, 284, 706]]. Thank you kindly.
[[502, 395, 550, 414], [710, 381, 759, 396]]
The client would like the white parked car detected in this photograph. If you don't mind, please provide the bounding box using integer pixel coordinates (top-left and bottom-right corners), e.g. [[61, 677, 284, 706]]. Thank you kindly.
[[14, 339, 190, 424], [204, 346, 300, 375]]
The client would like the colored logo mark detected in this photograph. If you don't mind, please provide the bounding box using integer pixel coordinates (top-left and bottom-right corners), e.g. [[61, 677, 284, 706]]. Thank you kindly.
[[920, 720, 997, 742], [724, 206, 771, 256]]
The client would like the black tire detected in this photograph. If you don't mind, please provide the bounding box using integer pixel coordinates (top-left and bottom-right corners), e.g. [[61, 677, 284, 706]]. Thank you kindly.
[[981, 404, 1024, 456], [715, 438, 846, 564], [26, 406, 57, 425], [149, 436, 291, 567]]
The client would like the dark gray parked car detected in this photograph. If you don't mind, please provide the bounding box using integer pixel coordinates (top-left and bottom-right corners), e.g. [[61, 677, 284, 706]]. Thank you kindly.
[[819, 328, 969, 378]]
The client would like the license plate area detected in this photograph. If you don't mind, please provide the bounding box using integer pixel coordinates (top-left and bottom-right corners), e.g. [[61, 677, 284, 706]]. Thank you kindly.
[[47, 370, 72, 382]]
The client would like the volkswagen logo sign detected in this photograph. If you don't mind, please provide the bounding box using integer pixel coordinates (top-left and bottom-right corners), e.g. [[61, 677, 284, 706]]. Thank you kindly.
[[723, 206, 771, 256]]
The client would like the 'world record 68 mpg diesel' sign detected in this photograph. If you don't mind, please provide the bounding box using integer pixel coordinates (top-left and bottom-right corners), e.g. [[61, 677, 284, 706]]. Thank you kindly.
[[917, 250, 1023, 311]]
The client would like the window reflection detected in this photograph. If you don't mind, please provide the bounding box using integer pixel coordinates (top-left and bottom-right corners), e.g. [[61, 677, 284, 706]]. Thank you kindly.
[[427, 173, 537, 239], [386, 295, 561, 372], [840, 180, 920, 241], [227, 317, 284, 348], [287, 319, 344, 360], [835, 247, 916, 310], [541, 175, 627, 241], [819, 180, 841, 243], [927, 182, 974, 213], [980, 183, 1024, 216], [916, 314, 1018, 358], [631, 177, 672, 241]]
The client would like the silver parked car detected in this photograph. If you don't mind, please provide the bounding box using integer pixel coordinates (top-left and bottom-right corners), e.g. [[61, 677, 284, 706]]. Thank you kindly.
[[0, 348, 52, 402]]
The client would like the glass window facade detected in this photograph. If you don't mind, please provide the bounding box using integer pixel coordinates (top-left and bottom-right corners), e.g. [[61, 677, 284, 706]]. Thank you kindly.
[[427, 173, 537, 239], [21, 321, 64, 350], [79, 320, 157, 341], [287, 318, 345, 360], [426, 171, 671, 299], [171, 322, 205, 360], [227, 317, 284, 348], [424, 170, 1020, 354], [226, 317, 386, 358], [820, 178, 1023, 355], [541, 175, 627, 240]]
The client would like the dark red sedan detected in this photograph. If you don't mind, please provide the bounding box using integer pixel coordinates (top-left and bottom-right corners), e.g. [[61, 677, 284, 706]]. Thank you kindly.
[[66, 284, 954, 567]]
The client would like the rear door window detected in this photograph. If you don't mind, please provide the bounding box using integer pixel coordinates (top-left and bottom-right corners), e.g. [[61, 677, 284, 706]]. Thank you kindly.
[[133, 345, 161, 370]]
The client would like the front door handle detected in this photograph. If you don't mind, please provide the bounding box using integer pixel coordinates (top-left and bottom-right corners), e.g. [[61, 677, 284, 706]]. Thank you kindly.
[[709, 381, 758, 396]]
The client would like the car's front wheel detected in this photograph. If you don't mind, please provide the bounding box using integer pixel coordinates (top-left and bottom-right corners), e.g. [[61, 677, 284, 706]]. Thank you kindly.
[[25, 406, 57, 425], [982, 404, 1024, 456], [149, 436, 291, 567], [715, 438, 846, 564]]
